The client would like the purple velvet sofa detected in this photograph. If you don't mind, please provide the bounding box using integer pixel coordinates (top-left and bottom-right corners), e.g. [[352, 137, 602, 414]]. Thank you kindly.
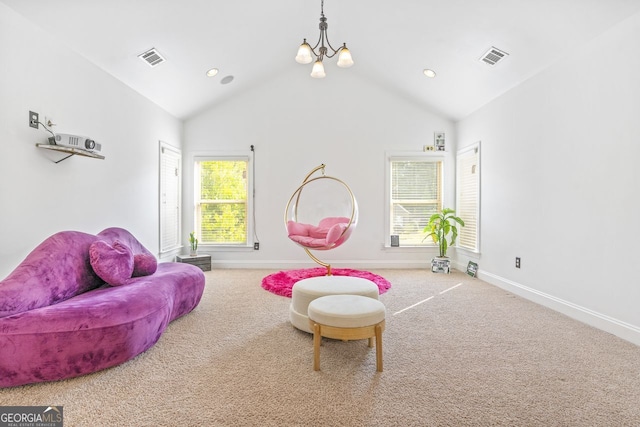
[[0, 227, 205, 388]]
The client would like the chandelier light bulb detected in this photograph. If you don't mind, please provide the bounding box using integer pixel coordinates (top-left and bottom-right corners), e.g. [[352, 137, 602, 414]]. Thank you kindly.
[[336, 45, 354, 68], [310, 60, 326, 78], [295, 41, 313, 64]]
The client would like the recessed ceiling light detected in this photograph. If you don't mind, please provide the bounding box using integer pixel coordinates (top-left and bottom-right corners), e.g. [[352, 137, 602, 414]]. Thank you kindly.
[[423, 69, 436, 78], [220, 75, 234, 85], [206, 68, 219, 77]]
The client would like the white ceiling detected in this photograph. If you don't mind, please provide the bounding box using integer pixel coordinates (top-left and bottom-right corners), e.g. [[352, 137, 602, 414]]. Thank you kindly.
[[4, 0, 640, 121]]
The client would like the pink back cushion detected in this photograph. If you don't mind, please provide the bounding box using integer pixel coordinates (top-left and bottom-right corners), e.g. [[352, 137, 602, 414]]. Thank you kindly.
[[287, 221, 310, 237], [318, 217, 350, 228], [326, 223, 348, 245]]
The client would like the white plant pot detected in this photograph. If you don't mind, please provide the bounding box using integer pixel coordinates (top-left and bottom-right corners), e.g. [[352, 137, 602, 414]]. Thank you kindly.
[[431, 257, 450, 274]]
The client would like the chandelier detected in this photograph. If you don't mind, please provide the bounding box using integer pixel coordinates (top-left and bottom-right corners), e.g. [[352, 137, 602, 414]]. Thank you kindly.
[[295, 0, 354, 78]]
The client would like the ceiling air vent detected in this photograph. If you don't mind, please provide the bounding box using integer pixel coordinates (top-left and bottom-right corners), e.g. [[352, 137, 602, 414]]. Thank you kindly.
[[138, 48, 166, 67], [479, 46, 509, 66]]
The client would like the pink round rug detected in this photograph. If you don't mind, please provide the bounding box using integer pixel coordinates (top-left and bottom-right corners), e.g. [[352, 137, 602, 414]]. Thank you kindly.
[[261, 268, 391, 298]]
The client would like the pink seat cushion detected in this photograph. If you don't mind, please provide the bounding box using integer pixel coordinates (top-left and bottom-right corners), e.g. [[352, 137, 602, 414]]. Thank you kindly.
[[288, 235, 329, 248], [287, 217, 350, 248]]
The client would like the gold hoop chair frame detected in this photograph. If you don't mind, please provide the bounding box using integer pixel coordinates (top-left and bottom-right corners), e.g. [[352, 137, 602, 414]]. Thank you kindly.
[[284, 164, 358, 275]]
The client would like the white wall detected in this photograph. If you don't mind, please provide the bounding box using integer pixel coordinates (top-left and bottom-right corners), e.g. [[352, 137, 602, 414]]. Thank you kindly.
[[0, 4, 182, 278], [184, 67, 455, 269], [455, 11, 640, 344]]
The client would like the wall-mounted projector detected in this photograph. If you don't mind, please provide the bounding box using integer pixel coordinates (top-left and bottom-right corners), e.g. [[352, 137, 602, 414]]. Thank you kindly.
[[48, 133, 102, 153]]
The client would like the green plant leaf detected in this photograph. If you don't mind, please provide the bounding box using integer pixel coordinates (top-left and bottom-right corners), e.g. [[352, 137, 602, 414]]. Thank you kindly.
[[422, 208, 465, 256]]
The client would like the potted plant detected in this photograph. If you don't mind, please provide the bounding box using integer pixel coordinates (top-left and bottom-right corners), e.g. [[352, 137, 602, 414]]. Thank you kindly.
[[423, 208, 464, 273], [189, 232, 198, 256]]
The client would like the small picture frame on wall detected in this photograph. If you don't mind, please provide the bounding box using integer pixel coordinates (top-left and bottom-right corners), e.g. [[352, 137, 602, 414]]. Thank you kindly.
[[434, 132, 445, 151], [466, 261, 478, 277]]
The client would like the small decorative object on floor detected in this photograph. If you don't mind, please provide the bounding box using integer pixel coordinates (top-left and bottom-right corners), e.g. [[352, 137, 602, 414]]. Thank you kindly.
[[431, 257, 450, 274], [466, 261, 478, 277], [189, 231, 198, 256]]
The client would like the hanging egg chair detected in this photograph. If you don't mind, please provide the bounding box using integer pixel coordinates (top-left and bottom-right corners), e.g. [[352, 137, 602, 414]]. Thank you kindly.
[[284, 164, 358, 275]]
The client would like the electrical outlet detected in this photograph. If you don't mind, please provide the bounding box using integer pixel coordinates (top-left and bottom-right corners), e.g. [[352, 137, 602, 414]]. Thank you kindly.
[[254, 242, 260, 250], [29, 111, 39, 129], [515, 257, 521, 268]]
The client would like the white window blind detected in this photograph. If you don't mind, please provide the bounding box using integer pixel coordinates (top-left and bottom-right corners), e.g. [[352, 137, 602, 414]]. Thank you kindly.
[[194, 156, 251, 245], [456, 143, 480, 252], [159, 142, 181, 254], [388, 156, 443, 245]]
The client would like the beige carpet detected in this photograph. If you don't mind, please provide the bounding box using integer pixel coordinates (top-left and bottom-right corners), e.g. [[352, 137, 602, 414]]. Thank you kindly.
[[2, 269, 640, 426]]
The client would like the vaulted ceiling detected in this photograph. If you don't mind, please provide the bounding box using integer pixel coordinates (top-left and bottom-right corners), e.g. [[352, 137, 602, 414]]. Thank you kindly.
[[4, 0, 640, 121]]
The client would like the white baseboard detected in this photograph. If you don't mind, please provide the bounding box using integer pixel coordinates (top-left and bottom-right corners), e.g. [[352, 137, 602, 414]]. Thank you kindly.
[[466, 266, 640, 347]]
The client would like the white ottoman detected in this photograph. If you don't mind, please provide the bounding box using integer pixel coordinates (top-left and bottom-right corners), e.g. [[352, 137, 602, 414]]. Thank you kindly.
[[308, 295, 386, 372], [290, 276, 379, 333]]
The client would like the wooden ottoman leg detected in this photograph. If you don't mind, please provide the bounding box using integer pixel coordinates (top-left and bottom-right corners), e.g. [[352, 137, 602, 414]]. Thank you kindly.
[[308, 295, 386, 374], [375, 323, 383, 372], [313, 322, 322, 371]]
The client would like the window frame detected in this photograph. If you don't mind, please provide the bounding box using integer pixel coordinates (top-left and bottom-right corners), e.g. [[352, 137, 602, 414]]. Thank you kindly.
[[193, 152, 254, 249], [456, 142, 481, 253], [159, 141, 182, 256], [384, 151, 446, 247]]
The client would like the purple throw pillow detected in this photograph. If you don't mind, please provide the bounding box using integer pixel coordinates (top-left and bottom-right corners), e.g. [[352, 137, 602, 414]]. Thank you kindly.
[[89, 240, 134, 286], [132, 253, 158, 277]]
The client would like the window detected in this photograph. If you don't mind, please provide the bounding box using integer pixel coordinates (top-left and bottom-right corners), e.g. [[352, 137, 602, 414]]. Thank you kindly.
[[387, 154, 444, 246], [194, 155, 252, 246], [159, 142, 181, 254], [456, 142, 480, 252]]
